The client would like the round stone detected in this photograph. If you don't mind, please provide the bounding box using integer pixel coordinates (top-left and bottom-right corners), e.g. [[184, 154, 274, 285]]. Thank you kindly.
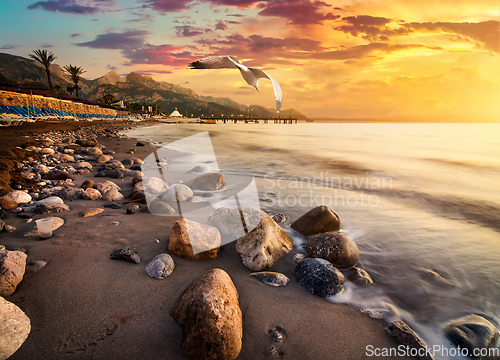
[[295, 258, 345, 297]]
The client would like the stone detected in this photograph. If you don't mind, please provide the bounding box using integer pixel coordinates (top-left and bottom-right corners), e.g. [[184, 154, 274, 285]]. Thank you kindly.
[[103, 150, 115, 155], [83, 188, 102, 200], [444, 315, 499, 359], [80, 180, 97, 189], [207, 206, 262, 239], [76, 139, 99, 147], [0, 250, 27, 296], [171, 269, 242, 360], [24, 217, 64, 236], [129, 157, 143, 165], [86, 147, 103, 156], [103, 202, 121, 209], [55, 187, 84, 200], [133, 182, 144, 192], [55, 154, 74, 162], [295, 258, 345, 298], [126, 170, 143, 178], [386, 321, 433, 360], [38, 138, 54, 146], [0, 198, 18, 211], [80, 208, 105, 217], [26, 260, 46, 273], [235, 209, 293, 271], [136, 141, 146, 146], [96, 155, 113, 164], [129, 165, 142, 171], [102, 189, 124, 202], [36, 196, 64, 205], [99, 160, 125, 171], [188, 164, 211, 173], [110, 247, 140, 264], [144, 177, 168, 194], [169, 219, 221, 259], [65, 143, 82, 151], [4, 225, 16, 233], [145, 253, 175, 279], [75, 161, 92, 170], [346, 267, 373, 286], [162, 184, 193, 202], [0, 296, 31, 360], [306, 232, 359, 269], [63, 148, 74, 154], [249, 272, 289, 286], [33, 164, 49, 174], [44, 170, 74, 181], [95, 170, 124, 179], [97, 181, 121, 194], [34, 203, 70, 214], [271, 213, 286, 223], [291, 205, 341, 236], [191, 173, 224, 191], [121, 158, 134, 166], [2, 191, 31, 204], [148, 200, 176, 215], [39, 147, 55, 155], [127, 205, 140, 214], [75, 168, 91, 175]]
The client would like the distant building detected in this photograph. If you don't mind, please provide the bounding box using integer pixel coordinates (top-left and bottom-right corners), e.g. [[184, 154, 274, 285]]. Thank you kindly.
[[169, 107, 183, 118]]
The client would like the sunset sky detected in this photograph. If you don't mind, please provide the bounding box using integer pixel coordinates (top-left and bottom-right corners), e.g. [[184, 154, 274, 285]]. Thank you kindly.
[[0, 0, 499, 120]]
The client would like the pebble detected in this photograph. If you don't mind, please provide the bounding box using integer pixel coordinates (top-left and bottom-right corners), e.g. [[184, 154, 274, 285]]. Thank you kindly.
[[249, 272, 289, 287], [79, 208, 105, 217], [271, 213, 286, 223], [4, 225, 16, 232], [104, 202, 122, 209], [110, 247, 140, 264], [26, 260, 47, 273], [127, 204, 140, 214], [109, 221, 120, 226]]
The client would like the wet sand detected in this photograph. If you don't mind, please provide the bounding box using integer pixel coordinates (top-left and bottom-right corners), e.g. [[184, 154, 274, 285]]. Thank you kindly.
[[0, 121, 416, 359]]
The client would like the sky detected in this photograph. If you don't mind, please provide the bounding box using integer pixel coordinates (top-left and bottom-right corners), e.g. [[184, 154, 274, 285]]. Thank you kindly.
[[0, 0, 499, 120]]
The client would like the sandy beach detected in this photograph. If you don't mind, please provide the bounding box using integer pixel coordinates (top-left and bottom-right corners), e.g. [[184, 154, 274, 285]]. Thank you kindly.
[[0, 120, 418, 360]]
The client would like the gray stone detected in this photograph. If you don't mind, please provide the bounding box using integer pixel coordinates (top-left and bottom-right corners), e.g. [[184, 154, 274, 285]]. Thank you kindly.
[[102, 189, 124, 202], [148, 200, 176, 215], [34, 203, 70, 214], [249, 271, 289, 286], [97, 181, 121, 194], [295, 258, 345, 298], [146, 253, 175, 279], [162, 184, 193, 202], [110, 247, 140, 264], [144, 177, 168, 194], [2, 191, 31, 204], [0, 296, 31, 360]]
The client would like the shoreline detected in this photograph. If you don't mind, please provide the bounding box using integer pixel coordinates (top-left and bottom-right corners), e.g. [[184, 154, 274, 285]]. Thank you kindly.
[[0, 120, 417, 359]]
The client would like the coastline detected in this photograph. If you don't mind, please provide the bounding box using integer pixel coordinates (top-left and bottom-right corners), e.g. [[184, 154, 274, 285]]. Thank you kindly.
[[0, 120, 417, 359]]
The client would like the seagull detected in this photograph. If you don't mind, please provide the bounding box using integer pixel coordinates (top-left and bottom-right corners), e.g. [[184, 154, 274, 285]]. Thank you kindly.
[[189, 55, 282, 113]]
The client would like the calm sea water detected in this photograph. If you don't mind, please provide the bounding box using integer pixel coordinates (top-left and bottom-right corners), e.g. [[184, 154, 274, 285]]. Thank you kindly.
[[127, 123, 500, 359]]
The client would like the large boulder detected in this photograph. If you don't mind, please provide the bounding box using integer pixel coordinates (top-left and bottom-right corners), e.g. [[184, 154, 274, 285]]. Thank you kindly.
[[0, 250, 27, 297], [295, 257, 345, 298], [0, 296, 31, 360], [235, 209, 293, 271], [191, 173, 224, 191], [291, 205, 341, 236], [171, 269, 242, 360], [306, 232, 359, 269], [169, 219, 221, 259], [162, 184, 193, 202], [444, 315, 499, 359]]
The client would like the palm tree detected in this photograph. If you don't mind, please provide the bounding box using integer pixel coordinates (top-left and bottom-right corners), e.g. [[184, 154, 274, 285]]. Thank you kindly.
[[29, 49, 57, 91], [63, 65, 86, 97]]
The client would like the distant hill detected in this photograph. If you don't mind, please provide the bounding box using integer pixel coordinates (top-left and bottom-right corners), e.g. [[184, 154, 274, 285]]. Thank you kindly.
[[0, 52, 308, 119]]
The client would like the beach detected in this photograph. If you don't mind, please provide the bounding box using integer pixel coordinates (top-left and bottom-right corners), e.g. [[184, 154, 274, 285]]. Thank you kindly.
[[0, 120, 419, 360]]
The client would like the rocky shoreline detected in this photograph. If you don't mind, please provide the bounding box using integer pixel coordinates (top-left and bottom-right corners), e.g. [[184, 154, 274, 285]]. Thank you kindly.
[[1, 121, 497, 360]]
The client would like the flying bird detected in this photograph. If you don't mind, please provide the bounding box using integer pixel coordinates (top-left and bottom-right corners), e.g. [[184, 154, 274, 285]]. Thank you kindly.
[[189, 56, 282, 113]]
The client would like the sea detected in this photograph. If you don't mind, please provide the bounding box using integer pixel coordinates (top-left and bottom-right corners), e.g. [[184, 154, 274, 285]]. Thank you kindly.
[[127, 122, 500, 359]]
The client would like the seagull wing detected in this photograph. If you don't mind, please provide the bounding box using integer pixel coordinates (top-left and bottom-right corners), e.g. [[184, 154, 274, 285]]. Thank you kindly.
[[189, 55, 241, 69], [249, 68, 283, 113]]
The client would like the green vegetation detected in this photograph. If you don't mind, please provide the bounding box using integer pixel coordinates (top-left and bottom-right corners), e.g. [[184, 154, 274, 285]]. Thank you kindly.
[[29, 49, 56, 90], [63, 65, 86, 97]]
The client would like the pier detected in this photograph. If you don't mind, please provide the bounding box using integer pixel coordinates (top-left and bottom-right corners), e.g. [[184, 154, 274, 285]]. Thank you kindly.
[[201, 116, 298, 124]]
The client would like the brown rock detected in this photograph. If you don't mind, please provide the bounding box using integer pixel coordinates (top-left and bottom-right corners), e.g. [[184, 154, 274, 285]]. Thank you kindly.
[[291, 205, 341, 236], [346, 266, 373, 286], [102, 189, 124, 202], [79, 208, 105, 217], [0, 250, 27, 297], [191, 173, 224, 191], [80, 180, 97, 189], [169, 219, 221, 259], [96, 154, 113, 164], [306, 232, 359, 269], [171, 269, 242, 360], [0, 198, 18, 211], [83, 188, 102, 200], [0, 296, 31, 360], [235, 209, 293, 271], [386, 321, 433, 360]]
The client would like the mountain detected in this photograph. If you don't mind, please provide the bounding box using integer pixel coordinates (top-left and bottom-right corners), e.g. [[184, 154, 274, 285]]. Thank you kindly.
[[0, 52, 308, 119]]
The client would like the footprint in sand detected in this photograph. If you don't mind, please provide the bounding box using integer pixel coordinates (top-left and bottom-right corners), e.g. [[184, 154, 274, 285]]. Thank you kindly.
[[56, 321, 118, 354]]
